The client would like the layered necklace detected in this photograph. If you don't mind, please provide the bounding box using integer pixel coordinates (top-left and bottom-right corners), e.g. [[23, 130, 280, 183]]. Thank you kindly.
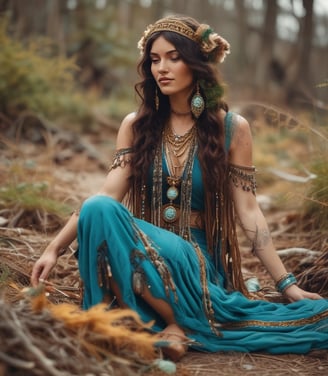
[[165, 124, 195, 177], [162, 123, 196, 232]]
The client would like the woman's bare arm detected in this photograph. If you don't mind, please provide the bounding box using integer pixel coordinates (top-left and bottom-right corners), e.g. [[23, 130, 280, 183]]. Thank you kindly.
[[31, 112, 136, 286], [228, 115, 321, 301]]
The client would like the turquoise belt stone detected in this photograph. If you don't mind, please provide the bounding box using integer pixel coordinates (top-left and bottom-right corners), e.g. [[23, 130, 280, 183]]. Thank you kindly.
[[163, 204, 178, 223], [167, 186, 179, 201], [164, 176, 181, 224]]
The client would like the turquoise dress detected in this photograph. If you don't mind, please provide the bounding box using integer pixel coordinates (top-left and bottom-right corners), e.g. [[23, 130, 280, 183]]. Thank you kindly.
[[77, 115, 328, 354]]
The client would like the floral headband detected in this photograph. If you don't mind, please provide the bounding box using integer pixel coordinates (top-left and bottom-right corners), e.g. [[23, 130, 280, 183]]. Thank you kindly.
[[137, 17, 230, 63]]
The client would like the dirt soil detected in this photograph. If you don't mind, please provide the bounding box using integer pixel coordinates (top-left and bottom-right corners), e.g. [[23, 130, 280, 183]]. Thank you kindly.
[[1, 121, 327, 375]]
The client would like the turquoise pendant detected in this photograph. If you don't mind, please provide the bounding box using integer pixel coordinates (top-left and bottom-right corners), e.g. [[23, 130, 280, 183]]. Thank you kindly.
[[167, 186, 179, 201], [164, 177, 180, 224], [163, 205, 177, 223]]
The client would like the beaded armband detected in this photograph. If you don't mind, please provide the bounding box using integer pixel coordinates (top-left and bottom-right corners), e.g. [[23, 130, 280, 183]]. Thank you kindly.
[[275, 272, 297, 293], [109, 147, 133, 171], [228, 163, 257, 195]]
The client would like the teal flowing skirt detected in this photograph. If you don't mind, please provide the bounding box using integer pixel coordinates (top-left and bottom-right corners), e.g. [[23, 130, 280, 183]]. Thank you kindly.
[[77, 195, 328, 354]]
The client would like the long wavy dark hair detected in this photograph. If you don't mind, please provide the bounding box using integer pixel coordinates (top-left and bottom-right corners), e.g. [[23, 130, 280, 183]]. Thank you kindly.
[[132, 17, 228, 187], [128, 16, 247, 295]]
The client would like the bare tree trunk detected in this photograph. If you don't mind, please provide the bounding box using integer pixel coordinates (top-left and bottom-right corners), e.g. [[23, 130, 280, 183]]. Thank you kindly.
[[286, 0, 315, 104], [148, 0, 165, 19], [0, 0, 10, 13], [118, 1, 132, 29], [46, 0, 66, 54], [235, 0, 248, 71], [185, 0, 203, 18], [297, 0, 314, 87], [254, 0, 278, 91], [173, 0, 187, 15], [6, 0, 45, 37]]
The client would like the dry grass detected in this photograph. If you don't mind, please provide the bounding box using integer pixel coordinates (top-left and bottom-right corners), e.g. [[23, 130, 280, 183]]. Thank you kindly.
[[180, 350, 328, 376], [0, 294, 162, 376], [1, 113, 328, 375]]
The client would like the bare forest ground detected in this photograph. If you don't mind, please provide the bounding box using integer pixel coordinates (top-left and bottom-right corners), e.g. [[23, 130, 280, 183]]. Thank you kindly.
[[0, 119, 327, 376]]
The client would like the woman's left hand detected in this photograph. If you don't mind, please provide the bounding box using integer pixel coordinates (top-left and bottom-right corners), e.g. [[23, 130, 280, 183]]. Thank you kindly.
[[283, 284, 323, 302]]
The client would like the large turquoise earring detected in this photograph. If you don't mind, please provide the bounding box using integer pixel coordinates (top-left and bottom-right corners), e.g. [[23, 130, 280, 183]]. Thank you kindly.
[[191, 82, 205, 118]]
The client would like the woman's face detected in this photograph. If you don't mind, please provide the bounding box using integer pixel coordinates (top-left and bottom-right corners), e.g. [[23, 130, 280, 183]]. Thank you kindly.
[[150, 36, 194, 99]]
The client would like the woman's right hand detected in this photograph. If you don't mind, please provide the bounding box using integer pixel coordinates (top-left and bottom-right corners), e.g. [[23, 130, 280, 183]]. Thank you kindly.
[[30, 247, 59, 287], [30, 209, 79, 287]]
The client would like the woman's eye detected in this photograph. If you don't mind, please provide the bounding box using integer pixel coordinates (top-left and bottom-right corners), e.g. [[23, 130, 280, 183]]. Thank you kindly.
[[171, 55, 180, 61]]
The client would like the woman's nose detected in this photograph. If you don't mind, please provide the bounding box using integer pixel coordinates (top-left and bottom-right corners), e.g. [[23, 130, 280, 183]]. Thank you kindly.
[[158, 60, 168, 73]]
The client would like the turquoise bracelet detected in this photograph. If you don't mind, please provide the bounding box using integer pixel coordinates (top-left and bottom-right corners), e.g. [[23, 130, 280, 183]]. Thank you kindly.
[[276, 273, 297, 293]]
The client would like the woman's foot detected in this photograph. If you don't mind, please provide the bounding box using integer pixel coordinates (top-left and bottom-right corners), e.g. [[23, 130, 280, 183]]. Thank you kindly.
[[156, 324, 190, 362]]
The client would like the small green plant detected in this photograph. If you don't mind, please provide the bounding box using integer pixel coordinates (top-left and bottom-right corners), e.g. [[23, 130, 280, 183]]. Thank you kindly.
[[0, 181, 72, 217], [0, 17, 93, 127], [303, 157, 328, 229], [0, 264, 10, 286]]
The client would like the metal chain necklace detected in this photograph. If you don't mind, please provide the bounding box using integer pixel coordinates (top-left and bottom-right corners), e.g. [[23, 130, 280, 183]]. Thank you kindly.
[[165, 124, 196, 158], [162, 125, 196, 227]]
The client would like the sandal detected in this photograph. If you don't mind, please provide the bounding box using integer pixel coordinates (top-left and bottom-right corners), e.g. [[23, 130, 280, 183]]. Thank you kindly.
[[156, 324, 191, 362]]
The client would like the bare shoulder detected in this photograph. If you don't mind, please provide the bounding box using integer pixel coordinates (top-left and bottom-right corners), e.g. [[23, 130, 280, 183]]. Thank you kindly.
[[229, 113, 253, 166], [217, 109, 251, 144], [119, 112, 137, 133], [116, 112, 137, 148], [230, 113, 252, 147]]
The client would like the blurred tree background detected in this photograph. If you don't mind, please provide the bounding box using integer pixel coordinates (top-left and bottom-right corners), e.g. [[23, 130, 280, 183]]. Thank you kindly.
[[1, 4, 328, 372], [0, 0, 327, 127], [0, 0, 327, 230]]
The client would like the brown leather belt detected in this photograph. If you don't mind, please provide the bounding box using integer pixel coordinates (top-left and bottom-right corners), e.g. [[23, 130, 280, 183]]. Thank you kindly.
[[190, 209, 205, 229], [161, 204, 205, 230]]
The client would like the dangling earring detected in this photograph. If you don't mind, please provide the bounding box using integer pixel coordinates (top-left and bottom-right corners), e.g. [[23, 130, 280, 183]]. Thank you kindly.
[[191, 82, 205, 119], [155, 86, 159, 111]]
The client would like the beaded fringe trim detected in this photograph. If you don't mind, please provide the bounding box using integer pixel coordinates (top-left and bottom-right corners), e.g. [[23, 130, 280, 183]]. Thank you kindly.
[[228, 163, 257, 195], [109, 148, 133, 171], [193, 241, 222, 336], [132, 222, 178, 302], [151, 133, 221, 334], [151, 132, 197, 240], [222, 310, 328, 329]]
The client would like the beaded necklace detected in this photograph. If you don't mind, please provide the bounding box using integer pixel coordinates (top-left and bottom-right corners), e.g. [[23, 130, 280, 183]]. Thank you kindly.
[[133, 112, 249, 310], [165, 124, 195, 180], [165, 125, 196, 237], [151, 125, 197, 240], [150, 124, 220, 334]]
